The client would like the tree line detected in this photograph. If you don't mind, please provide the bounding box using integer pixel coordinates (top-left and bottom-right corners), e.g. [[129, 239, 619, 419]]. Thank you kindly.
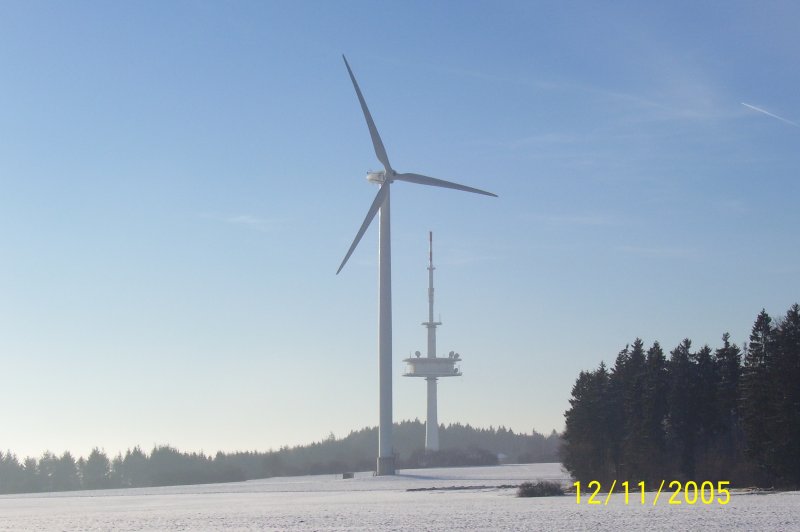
[[0, 421, 560, 494], [561, 303, 800, 488]]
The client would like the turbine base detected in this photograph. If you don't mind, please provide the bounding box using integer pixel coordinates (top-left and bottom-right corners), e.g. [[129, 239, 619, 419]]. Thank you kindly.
[[376, 456, 395, 476]]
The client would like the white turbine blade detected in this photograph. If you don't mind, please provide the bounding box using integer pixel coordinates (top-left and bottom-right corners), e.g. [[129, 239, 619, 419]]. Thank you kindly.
[[394, 173, 497, 197], [337, 183, 390, 274], [342, 55, 392, 172]]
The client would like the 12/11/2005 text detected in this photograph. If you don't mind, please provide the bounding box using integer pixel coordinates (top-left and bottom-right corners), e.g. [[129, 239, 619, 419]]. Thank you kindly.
[[573, 480, 731, 506]]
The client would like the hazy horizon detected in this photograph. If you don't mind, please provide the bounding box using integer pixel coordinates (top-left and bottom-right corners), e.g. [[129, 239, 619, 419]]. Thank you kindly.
[[2, 420, 559, 462]]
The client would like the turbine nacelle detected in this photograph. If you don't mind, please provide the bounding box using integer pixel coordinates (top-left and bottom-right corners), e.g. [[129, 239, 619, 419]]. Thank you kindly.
[[367, 170, 387, 184]]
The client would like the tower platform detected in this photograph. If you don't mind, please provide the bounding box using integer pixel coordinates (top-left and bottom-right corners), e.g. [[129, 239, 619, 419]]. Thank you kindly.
[[403, 352, 462, 378]]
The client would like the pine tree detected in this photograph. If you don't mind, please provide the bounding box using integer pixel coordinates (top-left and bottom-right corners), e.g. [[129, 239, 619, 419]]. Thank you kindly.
[[607, 346, 630, 477], [37, 452, 56, 492], [21, 457, 38, 493], [120, 446, 149, 487], [739, 310, 775, 476], [82, 448, 111, 489], [0, 452, 24, 494], [620, 339, 648, 480], [770, 305, 800, 483], [640, 341, 668, 482], [52, 452, 80, 491], [695, 346, 719, 428], [714, 333, 741, 460], [561, 363, 614, 483], [693, 345, 721, 477], [667, 339, 696, 479]]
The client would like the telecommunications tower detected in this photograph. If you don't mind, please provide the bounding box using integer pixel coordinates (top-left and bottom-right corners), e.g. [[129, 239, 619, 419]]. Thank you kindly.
[[403, 232, 462, 451]]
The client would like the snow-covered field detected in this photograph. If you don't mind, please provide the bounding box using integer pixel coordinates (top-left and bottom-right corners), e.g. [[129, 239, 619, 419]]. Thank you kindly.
[[1, 463, 798, 531]]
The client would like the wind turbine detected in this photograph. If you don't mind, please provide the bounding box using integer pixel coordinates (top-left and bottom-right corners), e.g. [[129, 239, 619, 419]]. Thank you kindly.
[[336, 55, 496, 475]]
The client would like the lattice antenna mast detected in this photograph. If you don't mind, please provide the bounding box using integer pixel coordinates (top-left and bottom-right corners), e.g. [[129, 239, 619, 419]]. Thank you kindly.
[[425, 231, 441, 358]]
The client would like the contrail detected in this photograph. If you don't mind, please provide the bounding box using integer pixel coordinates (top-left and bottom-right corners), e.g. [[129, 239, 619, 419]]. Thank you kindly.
[[741, 102, 799, 127]]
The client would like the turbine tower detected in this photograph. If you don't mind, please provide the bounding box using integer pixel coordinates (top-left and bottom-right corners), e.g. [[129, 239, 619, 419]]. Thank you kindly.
[[403, 232, 462, 451], [336, 56, 496, 475]]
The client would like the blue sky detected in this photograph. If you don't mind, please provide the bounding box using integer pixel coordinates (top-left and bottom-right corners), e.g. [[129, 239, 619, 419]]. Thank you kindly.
[[1, 1, 798, 459]]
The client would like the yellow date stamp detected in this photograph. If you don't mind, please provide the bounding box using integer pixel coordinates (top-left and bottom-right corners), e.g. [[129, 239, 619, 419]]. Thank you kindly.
[[574, 480, 731, 506]]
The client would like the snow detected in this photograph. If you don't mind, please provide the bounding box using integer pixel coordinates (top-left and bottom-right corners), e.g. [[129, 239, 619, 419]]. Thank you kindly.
[[1, 463, 798, 531]]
